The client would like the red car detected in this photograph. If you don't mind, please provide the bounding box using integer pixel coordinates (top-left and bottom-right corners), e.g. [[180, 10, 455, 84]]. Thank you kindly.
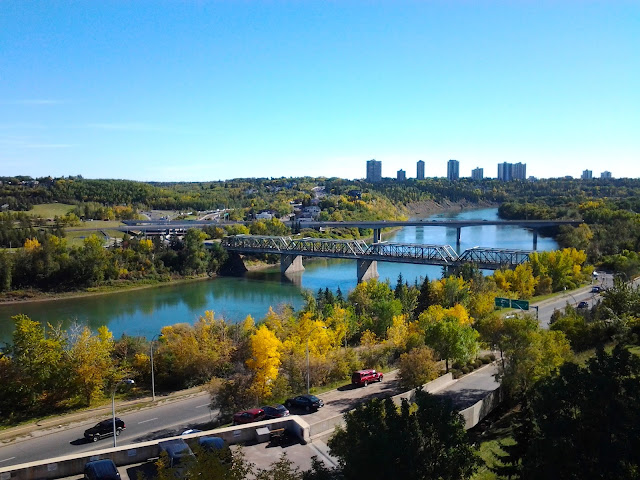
[[352, 369, 383, 387], [232, 408, 265, 425]]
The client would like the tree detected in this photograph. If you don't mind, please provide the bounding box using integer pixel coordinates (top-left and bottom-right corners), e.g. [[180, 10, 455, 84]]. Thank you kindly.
[[328, 390, 480, 480], [498, 317, 571, 400], [422, 316, 479, 372], [499, 345, 640, 479], [398, 346, 439, 390], [246, 325, 282, 400]]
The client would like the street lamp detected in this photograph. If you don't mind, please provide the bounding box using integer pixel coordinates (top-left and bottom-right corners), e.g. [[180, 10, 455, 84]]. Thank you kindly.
[[305, 325, 327, 394], [150, 333, 163, 402], [112, 379, 135, 447]]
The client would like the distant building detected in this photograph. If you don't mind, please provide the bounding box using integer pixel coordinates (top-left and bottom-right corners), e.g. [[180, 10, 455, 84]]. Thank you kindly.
[[417, 160, 425, 180], [255, 211, 274, 220], [447, 159, 459, 181], [581, 169, 593, 180], [601, 171, 612, 179], [471, 167, 484, 180], [498, 162, 526, 181], [497, 162, 512, 181], [512, 162, 527, 180], [397, 169, 406, 181], [348, 189, 362, 200], [366, 159, 382, 182]]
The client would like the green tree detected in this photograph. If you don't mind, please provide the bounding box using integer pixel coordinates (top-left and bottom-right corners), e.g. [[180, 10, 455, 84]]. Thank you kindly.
[[422, 316, 479, 372], [499, 345, 640, 479], [328, 390, 480, 480]]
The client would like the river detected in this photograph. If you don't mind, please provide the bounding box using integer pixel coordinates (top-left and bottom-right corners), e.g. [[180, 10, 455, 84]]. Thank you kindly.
[[0, 208, 557, 343]]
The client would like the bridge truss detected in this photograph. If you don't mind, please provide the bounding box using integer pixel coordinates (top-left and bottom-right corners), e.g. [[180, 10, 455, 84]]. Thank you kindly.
[[221, 235, 532, 269]]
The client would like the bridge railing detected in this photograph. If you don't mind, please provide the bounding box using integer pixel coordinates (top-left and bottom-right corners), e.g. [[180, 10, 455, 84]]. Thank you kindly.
[[458, 247, 531, 266], [221, 235, 292, 251], [365, 242, 459, 263], [288, 237, 369, 256]]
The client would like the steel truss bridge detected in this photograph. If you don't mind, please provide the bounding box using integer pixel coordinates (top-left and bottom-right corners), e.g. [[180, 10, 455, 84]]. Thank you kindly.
[[221, 235, 532, 274]]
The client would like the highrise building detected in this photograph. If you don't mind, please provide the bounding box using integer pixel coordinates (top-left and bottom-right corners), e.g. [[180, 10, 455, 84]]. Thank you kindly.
[[512, 162, 526, 180], [447, 159, 459, 181], [498, 162, 527, 181], [471, 167, 484, 180], [417, 160, 425, 180], [366, 159, 382, 182], [581, 169, 593, 180], [397, 169, 406, 181], [601, 171, 612, 179], [497, 162, 512, 181]]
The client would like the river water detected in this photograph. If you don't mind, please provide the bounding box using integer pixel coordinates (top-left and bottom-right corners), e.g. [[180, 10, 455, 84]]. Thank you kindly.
[[0, 208, 557, 343]]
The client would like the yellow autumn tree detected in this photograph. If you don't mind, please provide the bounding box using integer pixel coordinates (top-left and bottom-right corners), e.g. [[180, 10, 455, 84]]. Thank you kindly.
[[387, 314, 409, 350], [246, 325, 282, 400], [24, 238, 41, 251], [418, 304, 473, 326], [69, 325, 117, 405]]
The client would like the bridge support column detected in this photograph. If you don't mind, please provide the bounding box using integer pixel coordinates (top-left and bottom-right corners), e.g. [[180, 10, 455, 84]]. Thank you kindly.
[[456, 227, 461, 247], [372, 228, 381, 244], [532, 230, 538, 251], [281, 254, 305, 275], [357, 260, 378, 283]]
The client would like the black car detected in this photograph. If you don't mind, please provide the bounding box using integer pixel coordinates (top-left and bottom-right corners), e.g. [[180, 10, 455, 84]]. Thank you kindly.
[[591, 286, 602, 293], [577, 301, 589, 309], [84, 418, 126, 442], [284, 394, 324, 412], [261, 404, 290, 419], [84, 459, 120, 480]]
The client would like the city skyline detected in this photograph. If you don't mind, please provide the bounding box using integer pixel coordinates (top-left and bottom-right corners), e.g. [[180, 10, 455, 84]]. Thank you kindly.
[[1, 2, 638, 181]]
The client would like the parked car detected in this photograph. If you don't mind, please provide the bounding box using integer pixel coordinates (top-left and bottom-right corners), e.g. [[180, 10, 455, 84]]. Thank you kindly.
[[232, 408, 265, 425], [591, 286, 602, 293], [351, 369, 383, 387], [84, 459, 120, 480], [181, 429, 203, 436], [261, 404, 290, 419], [284, 394, 324, 412], [197, 436, 225, 452], [577, 301, 589, 309], [159, 439, 196, 469], [84, 418, 126, 442]]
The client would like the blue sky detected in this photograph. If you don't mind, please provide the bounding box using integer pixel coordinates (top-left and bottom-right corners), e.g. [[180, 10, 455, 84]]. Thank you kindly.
[[1, 1, 638, 181]]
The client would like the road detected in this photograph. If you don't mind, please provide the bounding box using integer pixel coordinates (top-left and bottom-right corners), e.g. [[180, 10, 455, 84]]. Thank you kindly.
[[0, 366, 499, 469], [533, 272, 613, 328]]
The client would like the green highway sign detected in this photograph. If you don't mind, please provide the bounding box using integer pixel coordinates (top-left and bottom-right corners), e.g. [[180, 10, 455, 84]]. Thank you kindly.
[[494, 297, 511, 308], [511, 299, 530, 310]]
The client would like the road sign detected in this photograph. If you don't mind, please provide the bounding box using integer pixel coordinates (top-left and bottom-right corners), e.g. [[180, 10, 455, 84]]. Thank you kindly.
[[494, 297, 510, 308], [511, 299, 530, 310]]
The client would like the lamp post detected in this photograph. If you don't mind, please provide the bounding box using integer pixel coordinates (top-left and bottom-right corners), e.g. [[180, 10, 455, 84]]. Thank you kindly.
[[150, 333, 162, 402], [112, 379, 134, 447], [305, 325, 327, 394]]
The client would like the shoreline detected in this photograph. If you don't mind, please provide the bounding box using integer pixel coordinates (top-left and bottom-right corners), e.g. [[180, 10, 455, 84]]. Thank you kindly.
[[0, 201, 500, 306]]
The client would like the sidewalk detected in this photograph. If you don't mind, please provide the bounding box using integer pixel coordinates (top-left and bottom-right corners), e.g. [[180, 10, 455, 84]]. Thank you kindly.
[[0, 386, 208, 445]]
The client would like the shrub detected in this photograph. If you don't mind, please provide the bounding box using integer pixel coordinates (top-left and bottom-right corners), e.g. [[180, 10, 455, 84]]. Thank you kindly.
[[451, 369, 462, 379], [480, 356, 491, 364], [474, 359, 483, 368], [461, 366, 471, 374], [488, 353, 496, 361], [398, 346, 439, 390]]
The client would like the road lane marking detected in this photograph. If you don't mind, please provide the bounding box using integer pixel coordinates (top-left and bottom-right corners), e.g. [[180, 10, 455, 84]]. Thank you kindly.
[[138, 417, 158, 424], [196, 404, 209, 408], [0, 457, 16, 463]]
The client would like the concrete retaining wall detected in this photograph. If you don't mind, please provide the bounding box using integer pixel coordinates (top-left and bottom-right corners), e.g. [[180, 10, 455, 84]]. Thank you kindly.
[[0, 416, 309, 480], [458, 386, 502, 430]]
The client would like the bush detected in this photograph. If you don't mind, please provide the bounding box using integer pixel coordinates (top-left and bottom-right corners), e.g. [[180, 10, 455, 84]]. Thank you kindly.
[[398, 346, 439, 390], [474, 359, 483, 368], [451, 369, 462, 379], [488, 353, 496, 361], [461, 366, 471, 374], [480, 356, 491, 364], [452, 361, 463, 370]]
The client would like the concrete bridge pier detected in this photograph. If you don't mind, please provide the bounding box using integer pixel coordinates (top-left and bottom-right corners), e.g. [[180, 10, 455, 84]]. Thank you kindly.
[[281, 254, 305, 275], [372, 228, 382, 244], [532, 230, 538, 250], [456, 227, 462, 246], [357, 259, 378, 283]]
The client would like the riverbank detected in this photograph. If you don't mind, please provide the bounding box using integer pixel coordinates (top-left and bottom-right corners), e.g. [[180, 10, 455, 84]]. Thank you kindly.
[[407, 199, 500, 217], [0, 275, 219, 306]]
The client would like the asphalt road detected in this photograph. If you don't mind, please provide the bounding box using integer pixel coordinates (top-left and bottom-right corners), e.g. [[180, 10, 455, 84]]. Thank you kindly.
[[0, 365, 500, 469], [533, 272, 613, 328]]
